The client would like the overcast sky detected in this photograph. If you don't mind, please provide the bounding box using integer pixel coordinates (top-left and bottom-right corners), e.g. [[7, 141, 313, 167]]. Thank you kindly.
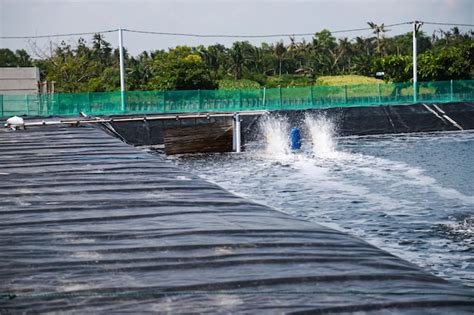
[[0, 0, 472, 56]]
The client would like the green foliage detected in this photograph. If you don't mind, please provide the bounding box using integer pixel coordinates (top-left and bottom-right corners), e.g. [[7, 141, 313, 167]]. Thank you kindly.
[[384, 32, 432, 55], [374, 41, 473, 82], [218, 79, 260, 90], [372, 55, 412, 82], [147, 46, 216, 90], [42, 35, 120, 93], [418, 42, 473, 81], [0, 49, 33, 67], [2, 26, 471, 93]]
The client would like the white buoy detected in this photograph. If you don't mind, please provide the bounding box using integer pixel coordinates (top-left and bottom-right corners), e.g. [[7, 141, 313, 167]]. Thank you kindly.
[[5, 116, 25, 130]]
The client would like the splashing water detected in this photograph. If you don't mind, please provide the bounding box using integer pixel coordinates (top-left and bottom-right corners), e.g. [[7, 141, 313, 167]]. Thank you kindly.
[[304, 114, 338, 158], [259, 115, 291, 157]]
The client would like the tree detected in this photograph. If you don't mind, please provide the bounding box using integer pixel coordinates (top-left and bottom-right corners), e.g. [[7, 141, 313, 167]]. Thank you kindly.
[[0, 49, 33, 67], [273, 41, 286, 76], [368, 22, 389, 56], [5, 26, 471, 93], [41, 35, 120, 92], [147, 46, 216, 90], [127, 51, 153, 90], [418, 42, 473, 81], [372, 55, 412, 82], [311, 29, 338, 75], [228, 41, 254, 80], [198, 44, 227, 80]]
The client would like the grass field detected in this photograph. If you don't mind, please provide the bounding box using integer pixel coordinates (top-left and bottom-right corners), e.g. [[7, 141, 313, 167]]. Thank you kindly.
[[315, 75, 383, 86]]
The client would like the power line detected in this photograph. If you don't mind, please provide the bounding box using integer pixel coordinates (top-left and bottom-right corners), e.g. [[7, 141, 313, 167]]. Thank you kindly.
[[0, 22, 412, 40], [124, 26, 376, 38], [0, 29, 118, 39], [385, 22, 413, 27], [124, 23, 414, 38], [0, 21, 471, 40], [422, 21, 474, 27]]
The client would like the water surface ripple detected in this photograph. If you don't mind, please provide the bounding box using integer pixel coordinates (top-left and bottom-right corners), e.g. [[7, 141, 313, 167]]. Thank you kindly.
[[169, 127, 474, 288]]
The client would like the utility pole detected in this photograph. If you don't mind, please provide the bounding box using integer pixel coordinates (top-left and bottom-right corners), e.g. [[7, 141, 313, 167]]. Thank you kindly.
[[412, 21, 423, 103], [118, 28, 126, 112]]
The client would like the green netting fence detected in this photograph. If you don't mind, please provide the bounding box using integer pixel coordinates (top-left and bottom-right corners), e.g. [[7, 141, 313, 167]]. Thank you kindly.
[[1, 80, 473, 118]]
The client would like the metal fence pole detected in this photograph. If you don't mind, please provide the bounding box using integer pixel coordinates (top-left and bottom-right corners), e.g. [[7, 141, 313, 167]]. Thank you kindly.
[[450, 79, 454, 101], [0, 95, 3, 117], [344, 85, 348, 104], [279, 87, 283, 109], [88, 92, 92, 114], [198, 89, 202, 110], [238, 89, 242, 109], [162, 90, 166, 113], [412, 21, 421, 103], [310, 86, 314, 107], [118, 28, 126, 112], [25, 95, 30, 116], [56, 93, 60, 115], [234, 113, 241, 153], [377, 83, 382, 103]]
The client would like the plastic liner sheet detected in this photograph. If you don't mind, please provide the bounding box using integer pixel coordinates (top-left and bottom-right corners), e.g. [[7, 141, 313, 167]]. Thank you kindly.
[[242, 102, 474, 141], [99, 102, 474, 145], [0, 125, 473, 314]]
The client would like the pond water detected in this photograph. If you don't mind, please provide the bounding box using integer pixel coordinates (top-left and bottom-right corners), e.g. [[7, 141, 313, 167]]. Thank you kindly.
[[165, 115, 474, 288]]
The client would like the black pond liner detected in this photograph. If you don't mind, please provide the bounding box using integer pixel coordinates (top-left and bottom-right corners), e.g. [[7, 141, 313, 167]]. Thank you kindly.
[[102, 102, 474, 145], [0, 125, 473, 313]]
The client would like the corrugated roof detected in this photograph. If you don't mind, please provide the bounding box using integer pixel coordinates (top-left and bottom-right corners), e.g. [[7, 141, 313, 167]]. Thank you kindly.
[[1, 125, 473, 313]]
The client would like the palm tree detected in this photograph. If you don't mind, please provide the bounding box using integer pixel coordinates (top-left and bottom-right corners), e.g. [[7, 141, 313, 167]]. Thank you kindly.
[[229, 41, 253, 79], [368, 22, 388, 56], [273, 41, 286, 76]]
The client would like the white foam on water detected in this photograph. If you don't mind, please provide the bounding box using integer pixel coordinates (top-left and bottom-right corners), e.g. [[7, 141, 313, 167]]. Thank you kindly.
[[304, 114, 338, 158], [258, 115, 291, 159], [442, 215, 474, 237], [170, 121, 474, 287], [292, 156, 405, 213]]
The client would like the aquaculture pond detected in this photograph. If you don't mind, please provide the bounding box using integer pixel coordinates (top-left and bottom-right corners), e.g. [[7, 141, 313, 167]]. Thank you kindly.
[[166, 115, 474, 288]]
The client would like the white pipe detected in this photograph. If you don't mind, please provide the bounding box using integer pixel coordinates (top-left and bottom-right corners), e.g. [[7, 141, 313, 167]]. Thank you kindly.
[[235, 113, 241, 153], [118, 28, 126, 112], [232, 116, 236, 151], [412, 21, 420, 103]]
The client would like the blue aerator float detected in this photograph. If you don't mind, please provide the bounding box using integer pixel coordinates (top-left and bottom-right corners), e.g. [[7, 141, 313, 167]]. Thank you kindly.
[[290, 127, 302, 151]]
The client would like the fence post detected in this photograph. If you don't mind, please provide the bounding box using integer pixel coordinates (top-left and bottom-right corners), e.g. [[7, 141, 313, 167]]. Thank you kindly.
[[87, 92, 92, 114], [344, 85, 348, 104], [413, 81, 418, 103], [310, 86, 314, 106], [0, 94, 3, 117], [279, 87, 283, 109], [25, 95, 30, 116], [377, 83, 382, 104], [162, 90, 166, 113], [450, 79, 454, 102], [55, 93, 59, 115], [198, 89, 202, 111], [238, 89, 242, 109]]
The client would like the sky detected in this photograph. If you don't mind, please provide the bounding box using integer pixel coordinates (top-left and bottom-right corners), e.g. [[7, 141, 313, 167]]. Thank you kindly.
[[0, 0, 472, 57]]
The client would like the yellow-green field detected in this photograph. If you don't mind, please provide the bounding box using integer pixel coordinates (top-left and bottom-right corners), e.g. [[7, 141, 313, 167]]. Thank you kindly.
[[315, 75, 383, 86]]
